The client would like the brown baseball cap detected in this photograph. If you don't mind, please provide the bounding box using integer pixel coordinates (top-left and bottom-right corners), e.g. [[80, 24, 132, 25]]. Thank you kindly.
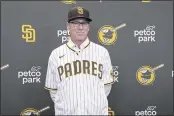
[[68, 6, 92, 22]]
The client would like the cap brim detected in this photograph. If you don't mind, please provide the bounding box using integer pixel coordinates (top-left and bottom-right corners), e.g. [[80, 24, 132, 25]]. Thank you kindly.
[[68, 16, 92, 22]]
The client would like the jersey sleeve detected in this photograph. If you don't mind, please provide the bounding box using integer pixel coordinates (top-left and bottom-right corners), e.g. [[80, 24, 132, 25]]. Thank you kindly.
[[102, 49, 115, 85], [44, 51, 59, 91]]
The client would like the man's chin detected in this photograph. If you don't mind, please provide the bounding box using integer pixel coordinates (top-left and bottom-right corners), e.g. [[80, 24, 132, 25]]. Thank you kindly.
[[76, 37, 86, 41]]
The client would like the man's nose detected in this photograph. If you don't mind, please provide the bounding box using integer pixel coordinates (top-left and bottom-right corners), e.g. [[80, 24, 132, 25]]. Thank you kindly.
[[78, 24, 83, 29]]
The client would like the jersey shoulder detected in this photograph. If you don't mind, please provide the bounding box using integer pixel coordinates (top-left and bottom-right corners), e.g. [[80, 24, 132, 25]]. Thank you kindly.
[[49, 43, 67, 59], [90, 41, 109, 53]]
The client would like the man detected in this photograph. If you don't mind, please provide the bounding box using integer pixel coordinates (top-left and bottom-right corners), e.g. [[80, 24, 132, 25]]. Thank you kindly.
[[45, 6, 115, 115]]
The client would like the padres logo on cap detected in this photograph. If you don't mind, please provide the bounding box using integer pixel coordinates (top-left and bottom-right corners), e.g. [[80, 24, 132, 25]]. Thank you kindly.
[[77, 7, 83, 14]]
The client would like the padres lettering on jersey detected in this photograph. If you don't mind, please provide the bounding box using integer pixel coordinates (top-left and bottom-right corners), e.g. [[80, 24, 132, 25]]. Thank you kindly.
[[45, 38, 115, 115], [58, 60, 103, 79]]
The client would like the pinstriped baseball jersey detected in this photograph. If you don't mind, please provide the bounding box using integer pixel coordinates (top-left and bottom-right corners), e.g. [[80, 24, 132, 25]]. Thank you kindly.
[[45, 38, 115, 115]]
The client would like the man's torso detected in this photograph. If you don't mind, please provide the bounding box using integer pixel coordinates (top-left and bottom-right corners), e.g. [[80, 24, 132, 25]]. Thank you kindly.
[[51, 42, 108, 115]]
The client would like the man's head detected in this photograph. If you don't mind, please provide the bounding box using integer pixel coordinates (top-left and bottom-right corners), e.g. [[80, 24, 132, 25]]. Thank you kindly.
[[67, 6, 92, 42]]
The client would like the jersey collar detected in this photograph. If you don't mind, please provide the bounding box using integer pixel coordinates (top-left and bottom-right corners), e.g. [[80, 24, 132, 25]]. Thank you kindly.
[[67, 37, 90, 50]]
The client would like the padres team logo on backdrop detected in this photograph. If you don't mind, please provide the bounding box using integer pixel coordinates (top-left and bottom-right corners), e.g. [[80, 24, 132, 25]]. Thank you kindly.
[[61, 0, 76, 4], [98, 23, 126, 45], [142, 0, 151, 2], [20, 108, 38, 116], [108, 107, 115, 116], [136, 64, 164, 85], [22, 25, 36, 42], [20, 106, 50, 116]]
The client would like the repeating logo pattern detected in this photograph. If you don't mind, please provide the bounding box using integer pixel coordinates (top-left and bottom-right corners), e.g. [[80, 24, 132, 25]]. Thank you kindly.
[[136, 64, 164, 85], [98, 23, 126, 45], [20, 106, 50, 116], [18, 66, 42, 84], [22, 25, 36, 42], [61, 0, 76, 4], [134, 25, 155, 43], [135, 106, 157, 116]]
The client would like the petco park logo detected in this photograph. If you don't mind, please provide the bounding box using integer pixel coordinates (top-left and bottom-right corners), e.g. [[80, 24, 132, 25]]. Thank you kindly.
[[112, 66, 119, 82], [134, 25, 155, 43], [18, 66, 41, 84], [135, 106, 157, 116], [57, 29, 70, 44]]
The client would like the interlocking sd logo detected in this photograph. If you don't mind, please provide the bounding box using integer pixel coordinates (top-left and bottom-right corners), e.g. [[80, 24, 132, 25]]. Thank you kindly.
[[22, 25, 36, 42], [108, 107, 115, 116]]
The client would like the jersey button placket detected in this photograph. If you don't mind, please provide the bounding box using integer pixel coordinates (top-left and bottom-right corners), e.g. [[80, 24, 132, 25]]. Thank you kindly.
[[74, 47, 80, 59], [78, 50, 81, 60]]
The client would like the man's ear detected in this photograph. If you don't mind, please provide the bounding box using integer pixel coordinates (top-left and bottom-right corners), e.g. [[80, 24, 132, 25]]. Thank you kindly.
[[88, 25, 90, 31]]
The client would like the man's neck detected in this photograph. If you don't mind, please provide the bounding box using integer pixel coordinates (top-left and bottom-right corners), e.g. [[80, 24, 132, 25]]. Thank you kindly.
[[71, 39, 86, 48]]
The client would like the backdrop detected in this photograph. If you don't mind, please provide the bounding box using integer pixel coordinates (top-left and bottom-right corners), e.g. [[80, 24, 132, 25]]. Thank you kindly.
[[1, 1, 173, 115]]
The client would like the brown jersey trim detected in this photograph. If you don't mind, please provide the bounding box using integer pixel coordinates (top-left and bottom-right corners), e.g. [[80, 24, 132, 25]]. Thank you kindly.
[[66, 43, 79, 55], [44, 87, 57, 91]]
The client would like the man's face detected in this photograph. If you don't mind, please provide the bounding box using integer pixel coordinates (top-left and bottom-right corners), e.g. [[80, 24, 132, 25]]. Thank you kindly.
[[67, 18, 90, 42]]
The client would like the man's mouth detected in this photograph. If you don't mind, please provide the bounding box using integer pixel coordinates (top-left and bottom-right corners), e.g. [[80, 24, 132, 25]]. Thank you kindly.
[[76, 33, 84, 35]]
